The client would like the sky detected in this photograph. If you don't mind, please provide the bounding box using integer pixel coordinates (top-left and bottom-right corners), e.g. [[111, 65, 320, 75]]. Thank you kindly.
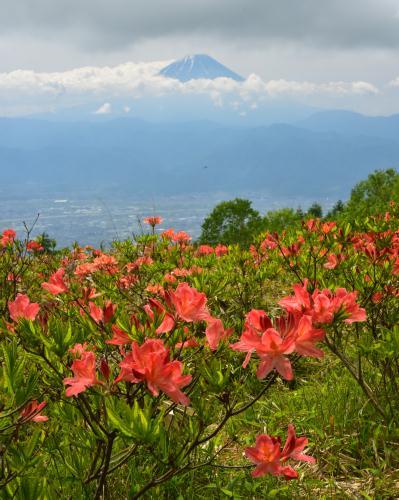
[[1, 0, 399, 117]]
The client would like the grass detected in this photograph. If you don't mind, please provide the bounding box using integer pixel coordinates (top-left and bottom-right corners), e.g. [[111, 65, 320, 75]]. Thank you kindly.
[[104, 352, 399, 498]]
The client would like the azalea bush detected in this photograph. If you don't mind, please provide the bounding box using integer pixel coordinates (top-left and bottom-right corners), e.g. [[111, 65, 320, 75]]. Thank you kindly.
[[251, 210, 399, 425], [0, 210, 398, 498]]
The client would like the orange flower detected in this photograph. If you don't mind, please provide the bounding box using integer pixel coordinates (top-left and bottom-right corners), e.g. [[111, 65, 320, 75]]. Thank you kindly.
[[116, 339, 192, 406], [167, 282, 211, 322], [42, 268, 69, 295], [144, 216, 163, 226], [20, 400, 48, 423], [64, 345, 101, 397], [9, 294, 39, 322]]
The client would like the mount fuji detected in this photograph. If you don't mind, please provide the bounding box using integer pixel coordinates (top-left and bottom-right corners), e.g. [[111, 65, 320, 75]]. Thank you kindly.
[[159, 54, 245, 82]]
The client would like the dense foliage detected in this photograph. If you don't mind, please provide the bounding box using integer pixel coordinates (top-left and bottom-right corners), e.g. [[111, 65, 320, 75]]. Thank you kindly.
[[200, 169, 399, 246], [199, 198, 263, 246], [1, 195, 399, 498]]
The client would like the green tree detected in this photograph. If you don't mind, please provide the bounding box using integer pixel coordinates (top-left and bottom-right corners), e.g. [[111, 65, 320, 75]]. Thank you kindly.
[[327, 199, 345, 218], [345, 168, 399, 219], [307, 202, 323, 218], [296, 206, 304, 218], [200, 198, 262, 246], [262, 207, 302, 233]]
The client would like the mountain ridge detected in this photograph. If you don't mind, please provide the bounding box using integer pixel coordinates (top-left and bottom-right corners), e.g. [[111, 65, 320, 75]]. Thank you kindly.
[[1, 115, 398, 199]]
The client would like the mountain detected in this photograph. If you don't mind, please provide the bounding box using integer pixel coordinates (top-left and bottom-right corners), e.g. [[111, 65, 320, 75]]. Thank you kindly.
[[1, 117, 399, 200], [158, 54, 245, 82], [298, 110, 399, 141]]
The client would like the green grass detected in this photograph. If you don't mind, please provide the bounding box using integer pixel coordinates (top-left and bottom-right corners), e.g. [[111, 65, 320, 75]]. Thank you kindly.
[[104, 354, 399, 498]]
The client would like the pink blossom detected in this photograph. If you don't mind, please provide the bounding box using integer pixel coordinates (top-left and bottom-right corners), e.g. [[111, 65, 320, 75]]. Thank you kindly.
[[64, 346, 101, 397], [42, 268, 69, 295], [116, 339, 192, 406], [20, 400, 48, 423], [9, 294, 39, 322]]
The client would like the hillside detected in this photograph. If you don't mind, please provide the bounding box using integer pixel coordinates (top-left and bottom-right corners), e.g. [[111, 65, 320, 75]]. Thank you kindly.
[[1, 116, 399, 199]]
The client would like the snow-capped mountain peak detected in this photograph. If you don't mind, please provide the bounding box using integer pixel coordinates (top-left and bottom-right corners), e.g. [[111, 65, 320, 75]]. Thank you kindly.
[[159, 54, 244, 82]]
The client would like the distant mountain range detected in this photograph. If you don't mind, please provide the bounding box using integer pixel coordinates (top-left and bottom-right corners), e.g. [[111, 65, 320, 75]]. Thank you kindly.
[[1, 110, 399, 201], [159, 54, 245, 82], [298, 110, 399, 140]]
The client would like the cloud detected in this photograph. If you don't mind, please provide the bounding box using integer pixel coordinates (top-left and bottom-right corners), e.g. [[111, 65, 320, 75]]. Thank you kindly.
[[263, 79, 379, 97], [0, 59, 383, 117], [0, 61, 379, 102], [1, 0, 399, 52], [94, 102, 112, 114], [0, 60, 169, 95]]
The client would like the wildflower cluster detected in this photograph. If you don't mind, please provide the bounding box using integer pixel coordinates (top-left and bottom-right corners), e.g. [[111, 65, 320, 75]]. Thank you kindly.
[[1, 208, 397, 497]]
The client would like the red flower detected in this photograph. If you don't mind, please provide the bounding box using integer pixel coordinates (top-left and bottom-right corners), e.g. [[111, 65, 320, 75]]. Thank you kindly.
[[304, 219, 318, 232], [1, 228, 16, 247], [26, 240, 44, 252], [103, 300, 117, 324], [281, 424, 316, 464], [106, 325, 131, 345], [197, 245, 214, 256], [8, 294, 39, 322], [321, 222, 336, 234], [175, 338, 200, 349], [20, 400, 48, 423], [144, 216, 163, 227], [145, 283, 165, 296], [89, 302, 103, 323], [126, 256, 154, 272], [245, 434, 284, 478], [279, 282, 366, 325], [64, 346, 101, 397], [171, 267, 192, 277], [230, 323, 264, 369], [231, 311, 295, 381], [145, 298, 176, 334], [88, 301, 116, 324], [172, 231, 191, 243], [255, 328, 296, 380], [167, 282, 210, 323], [215, 244, 229, 256], [116, 339, 192, 406], [163, 273, 177, 284], [161, 228, 175, 240], [245, 309, 273, 332], [231, 309, 324, 379], [311, 293, 334, 323], [92, 254, 119, 275], [74, 262, 97, 276], [245, 425, 314, 480], [100, 359, 111, 380], [372, 291, 383, 304], [261, 233, 278, 251], [279, 281, 311, 315], [292, 315, 325, 358], [205, 318, 232, 350], [323, 253, 338, 269], [42, 268, 69, 295]]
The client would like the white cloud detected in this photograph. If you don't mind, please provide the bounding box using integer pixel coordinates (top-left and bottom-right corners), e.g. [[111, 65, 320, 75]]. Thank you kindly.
[[94, 102, 112, 114], [264, 79, 379, 97], [0, 60, 380, 98], [0, 59, 381, 116]]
